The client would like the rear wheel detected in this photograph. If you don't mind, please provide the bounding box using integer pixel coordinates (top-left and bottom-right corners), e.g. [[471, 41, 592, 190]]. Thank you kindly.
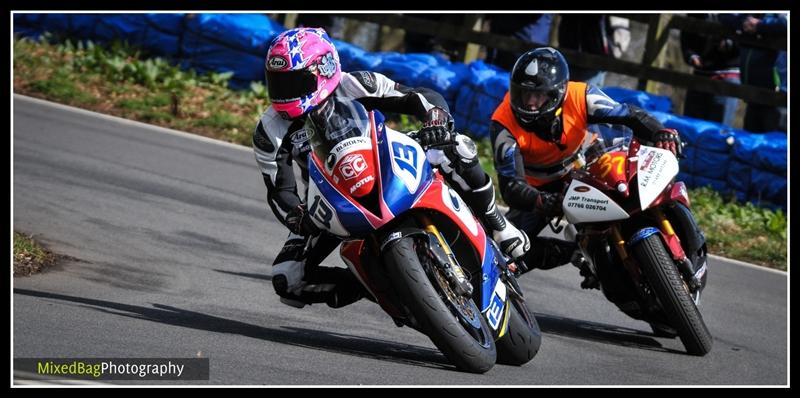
[[496, 294, 541, 365], [632, 233, 713, 356], [385, 236, 496, 373]]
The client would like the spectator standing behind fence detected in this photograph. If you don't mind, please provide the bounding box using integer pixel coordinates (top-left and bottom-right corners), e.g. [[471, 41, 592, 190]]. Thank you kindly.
[[680, 14, 741, 127], [556, 15, 630, 87], [483, 14, 553, 71], [719, 13, 787, 133]]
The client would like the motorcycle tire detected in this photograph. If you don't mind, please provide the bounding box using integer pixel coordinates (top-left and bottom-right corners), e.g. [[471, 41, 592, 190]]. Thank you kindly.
[[496, 295, 541, 365], [632, 233, 713, 356], [385, 236, 497, 373]]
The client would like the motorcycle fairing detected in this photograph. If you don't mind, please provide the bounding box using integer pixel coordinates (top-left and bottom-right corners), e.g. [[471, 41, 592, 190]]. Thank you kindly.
[[636, 145, 679, 209]]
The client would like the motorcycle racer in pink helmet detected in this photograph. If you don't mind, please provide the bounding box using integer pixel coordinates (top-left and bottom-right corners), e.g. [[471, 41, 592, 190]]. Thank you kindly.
[[254, 27, 529, 309], [265, 27, 341, 120]]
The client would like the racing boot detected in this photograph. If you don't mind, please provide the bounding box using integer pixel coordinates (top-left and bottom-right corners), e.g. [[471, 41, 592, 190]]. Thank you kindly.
[[273, 265, 372, 309], [462, 180, 530, 262], [271, 235, 372, 309], [307, 267, 374, 309], [520, 237, 578, 275], [271, 236, 313, 308]]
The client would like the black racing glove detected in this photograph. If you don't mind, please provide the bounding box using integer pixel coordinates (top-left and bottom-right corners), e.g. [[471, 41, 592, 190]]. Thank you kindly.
[[535, 191, 563, 218], [418, 107, 454, 148], [654, 128, 683, 158], [285, 204, 320, 236]]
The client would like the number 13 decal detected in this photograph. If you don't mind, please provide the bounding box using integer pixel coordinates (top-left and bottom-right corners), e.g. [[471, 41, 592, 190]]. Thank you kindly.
[[308, 195, 332, 229]]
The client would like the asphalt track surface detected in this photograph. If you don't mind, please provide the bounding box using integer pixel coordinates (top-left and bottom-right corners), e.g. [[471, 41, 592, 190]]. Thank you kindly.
[[12, 95, 788, 385]]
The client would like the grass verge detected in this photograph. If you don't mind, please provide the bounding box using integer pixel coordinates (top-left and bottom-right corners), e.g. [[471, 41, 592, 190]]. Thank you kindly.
[[13, 232, 58, 277]]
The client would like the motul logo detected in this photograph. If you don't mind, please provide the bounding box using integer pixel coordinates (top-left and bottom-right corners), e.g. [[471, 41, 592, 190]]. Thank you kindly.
[[339, 154, 368, 180], [350, 175, 374, 194]]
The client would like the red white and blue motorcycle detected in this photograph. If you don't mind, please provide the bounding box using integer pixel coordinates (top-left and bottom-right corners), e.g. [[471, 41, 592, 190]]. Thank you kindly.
[[303, 96, 540, 373], [556, 125, 712, 355]]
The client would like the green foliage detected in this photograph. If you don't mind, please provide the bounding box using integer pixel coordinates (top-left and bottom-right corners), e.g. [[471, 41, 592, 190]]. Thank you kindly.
[[197, 111, 239, 129], [28, 68, 97, 104], [117, 94, 171, 111], [395, 114, 422, 132], [474, 138, 496, 174], [15, 34, 267, 144], [13, 231, 56, 276], [14, 232, 49, 261], [42, 37, 217, 93], [250, 81, 267, 99], [205, 71, 234, 87], [689, 187, 786, 269]]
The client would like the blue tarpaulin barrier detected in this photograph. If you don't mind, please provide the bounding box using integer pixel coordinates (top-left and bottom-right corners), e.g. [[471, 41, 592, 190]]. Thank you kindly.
[[453, 60, 508, 137], [693, 148, 731, 180], [601, 86, 673, 113], [180, 14, 285, 88], [95, 14, 185, 57], [750, 168, 787, 208], [679, 145, 695, 174], [416, 63, 471, 107]]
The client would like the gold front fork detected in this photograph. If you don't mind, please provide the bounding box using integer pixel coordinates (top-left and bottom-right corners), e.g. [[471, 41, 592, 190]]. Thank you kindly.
[[610, 225, 628, 262], [417, 213, 454, 256], [653, 208, 677, 237], [417, 213, 469, 285], [417, 213, 510, 337], [611, 224, 643, 280]]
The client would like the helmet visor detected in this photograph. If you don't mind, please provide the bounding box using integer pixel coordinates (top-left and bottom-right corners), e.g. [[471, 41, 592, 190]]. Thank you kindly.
[[510, 82, 561, 117], [266, 69, 318, 103]]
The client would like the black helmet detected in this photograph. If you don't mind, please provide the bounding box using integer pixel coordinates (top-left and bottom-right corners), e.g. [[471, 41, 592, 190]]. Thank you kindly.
[[509, 47, 569, 142]]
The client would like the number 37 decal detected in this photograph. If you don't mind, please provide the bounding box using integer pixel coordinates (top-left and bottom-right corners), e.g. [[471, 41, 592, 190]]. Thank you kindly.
[[597, 153, 625, 178]]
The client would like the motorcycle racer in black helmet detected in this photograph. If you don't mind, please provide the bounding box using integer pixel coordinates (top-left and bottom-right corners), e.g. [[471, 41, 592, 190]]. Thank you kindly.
[[491, 47, 684, 277]]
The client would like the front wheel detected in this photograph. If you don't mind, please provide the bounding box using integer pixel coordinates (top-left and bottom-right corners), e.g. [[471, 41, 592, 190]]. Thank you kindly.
[[632, 233, 713, 356], [496, 293, 541, 365], [385, 236, 496, 373]]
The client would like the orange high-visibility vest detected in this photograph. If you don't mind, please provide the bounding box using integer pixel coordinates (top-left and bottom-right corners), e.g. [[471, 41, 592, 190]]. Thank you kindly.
[[492, 81, 590, 186]]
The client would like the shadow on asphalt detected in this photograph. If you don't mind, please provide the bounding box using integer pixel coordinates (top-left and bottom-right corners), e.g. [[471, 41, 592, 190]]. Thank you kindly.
[[14, 288, 456, 373], [535, 313, 686, 355]]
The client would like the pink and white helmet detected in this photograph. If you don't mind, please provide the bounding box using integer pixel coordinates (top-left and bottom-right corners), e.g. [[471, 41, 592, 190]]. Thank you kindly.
[[265, 27, 341, 120]]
